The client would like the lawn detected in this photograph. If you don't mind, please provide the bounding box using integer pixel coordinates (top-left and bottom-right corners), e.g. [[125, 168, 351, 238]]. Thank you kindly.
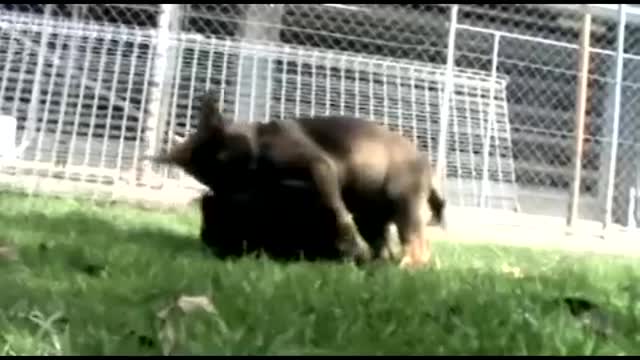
[[1, 191, 640, 355]]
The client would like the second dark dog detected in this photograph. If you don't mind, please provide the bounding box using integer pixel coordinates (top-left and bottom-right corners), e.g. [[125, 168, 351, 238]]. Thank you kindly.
[[198, 182, 403, 262]]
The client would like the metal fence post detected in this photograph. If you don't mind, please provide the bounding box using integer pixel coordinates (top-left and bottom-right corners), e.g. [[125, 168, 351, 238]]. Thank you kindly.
[[236, 4, 284, 123], [139, 4, 178, 186], [480, 33, 501, 209], [567, 5, 592, 229], [435, 4, 458, 192], [603, 4, 627, 231], [20, 4, 53, 160]]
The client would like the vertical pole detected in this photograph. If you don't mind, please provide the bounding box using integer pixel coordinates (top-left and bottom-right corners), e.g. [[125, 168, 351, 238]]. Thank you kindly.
[[480, 33, 501, 208], [604, 4, 626, 230], [567, 6, 592, 228], [19, 4, 52, 158], [140, 4, 177, 185], [435, 4, 458, 190], [237, 4, 284, 123]]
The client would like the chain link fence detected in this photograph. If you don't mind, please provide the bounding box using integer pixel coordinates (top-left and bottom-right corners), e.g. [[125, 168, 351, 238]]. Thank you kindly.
[[0, 4, 639, 240]]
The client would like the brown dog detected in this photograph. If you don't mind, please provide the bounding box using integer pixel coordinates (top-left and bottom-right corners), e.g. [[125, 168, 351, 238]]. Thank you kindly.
[[154, 91, 445, 268]]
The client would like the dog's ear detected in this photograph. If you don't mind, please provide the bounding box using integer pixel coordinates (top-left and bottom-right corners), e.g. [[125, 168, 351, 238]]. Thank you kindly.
[[152, 90, 227, 169], [197, 90, 228, 136]]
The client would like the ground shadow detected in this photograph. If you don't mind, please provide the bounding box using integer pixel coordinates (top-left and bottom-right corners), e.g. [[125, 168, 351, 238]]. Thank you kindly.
[[0, 209, 202, 257]]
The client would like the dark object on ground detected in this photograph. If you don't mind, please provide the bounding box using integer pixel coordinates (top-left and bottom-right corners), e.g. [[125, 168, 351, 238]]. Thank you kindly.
[[562, 296, 599, 317], [560, 296, 613, 338], [80, 263, 107, 277], [154, 90, 445, 268], [127, 329, 156, 349], [38, 242, 50, 252]]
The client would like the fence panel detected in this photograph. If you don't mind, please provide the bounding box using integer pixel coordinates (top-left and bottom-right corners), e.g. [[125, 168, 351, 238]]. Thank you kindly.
[[604, 9, 640, 229], [0, 4, 639, 236], [152, 33, 517, 210], [0, 12, 157, 194]]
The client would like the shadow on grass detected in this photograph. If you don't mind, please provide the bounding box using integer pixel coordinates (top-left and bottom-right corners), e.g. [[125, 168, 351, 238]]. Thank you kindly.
[[0, 208, 202, 257]]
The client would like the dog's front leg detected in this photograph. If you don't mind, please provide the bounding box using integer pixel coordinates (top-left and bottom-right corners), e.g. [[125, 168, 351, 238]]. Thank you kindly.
[[257, 121, 371, 264], [308, 157, 372, 264]]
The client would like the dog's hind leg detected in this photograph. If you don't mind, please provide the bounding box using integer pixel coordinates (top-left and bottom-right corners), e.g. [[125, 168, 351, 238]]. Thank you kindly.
[[354, 212, 401, 262], [394, 191, 433, 269], [380, 223, 403, 261]]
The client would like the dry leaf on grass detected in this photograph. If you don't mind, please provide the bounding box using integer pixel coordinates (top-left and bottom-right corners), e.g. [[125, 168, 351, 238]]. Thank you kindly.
[[157, 320, 176, 356], [156, 294, 219, 356], [177, 295, 217, 314], [501, 263, 524, 278], [157, 295, 217, 320], [0, 245, 18, 261]]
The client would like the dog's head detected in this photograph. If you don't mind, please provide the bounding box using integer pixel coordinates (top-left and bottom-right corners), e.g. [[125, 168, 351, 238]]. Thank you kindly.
[[151, 91, 256, 190]]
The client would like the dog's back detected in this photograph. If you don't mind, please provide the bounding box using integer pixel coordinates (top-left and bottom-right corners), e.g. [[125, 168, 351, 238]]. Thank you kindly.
[[296, 116, 427, 185], [286, 115, 443, 224]]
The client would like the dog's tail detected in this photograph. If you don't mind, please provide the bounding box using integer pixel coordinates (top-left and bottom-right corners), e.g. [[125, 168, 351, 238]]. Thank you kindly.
[[425, 163, 446, 228], [198, 90, 227, 132], [427, 186, 446, 229]]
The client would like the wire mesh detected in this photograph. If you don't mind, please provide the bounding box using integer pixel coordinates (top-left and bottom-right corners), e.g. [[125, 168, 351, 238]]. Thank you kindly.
[[0, 4, 638, 232], [607, 15, 640, 229], [453, 5, 640, 229], [0, 11, 155, 189]]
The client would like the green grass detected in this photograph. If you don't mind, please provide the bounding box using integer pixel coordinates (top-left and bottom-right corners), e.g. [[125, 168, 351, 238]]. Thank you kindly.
[[1, 191, 640, 355]]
